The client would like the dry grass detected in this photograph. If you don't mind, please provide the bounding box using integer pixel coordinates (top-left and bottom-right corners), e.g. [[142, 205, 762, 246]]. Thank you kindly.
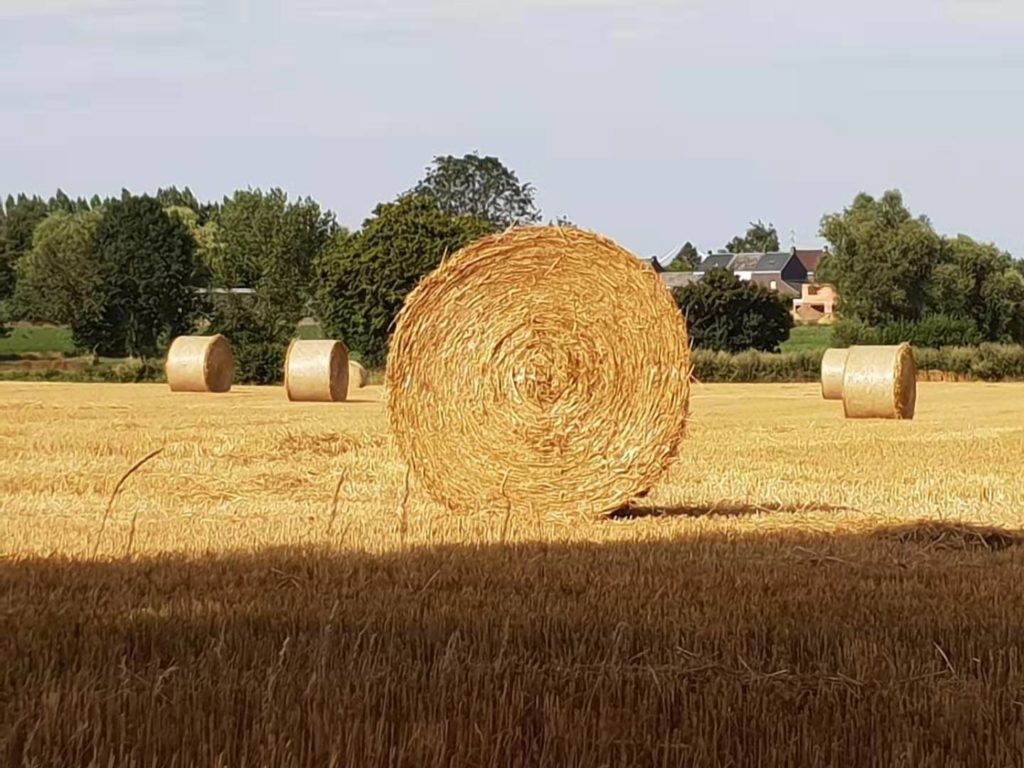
[[2, 381, 1024, 766]]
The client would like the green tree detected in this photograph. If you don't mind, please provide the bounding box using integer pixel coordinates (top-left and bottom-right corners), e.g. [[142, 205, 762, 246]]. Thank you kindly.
[[666, 241, 700, 271], [818, 191, 942, 325], [164, 206, 220, 282], [13, 209, 105, 327], [675, 268, 793, 352], [725, 220, 779, 253], [207, 189, 337, 382], [315, 195, 494, 367], [77, 195, 205, 357], [412, 153, 541, 228], [929, 235, 1024, 343], [0, 194, 50, 316]]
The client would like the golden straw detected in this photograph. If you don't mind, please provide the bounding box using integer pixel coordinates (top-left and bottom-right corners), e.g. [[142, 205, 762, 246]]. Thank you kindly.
[[386, 226, 691, 517], [842, 343, 917, 420], [165, 334, 234, 393]]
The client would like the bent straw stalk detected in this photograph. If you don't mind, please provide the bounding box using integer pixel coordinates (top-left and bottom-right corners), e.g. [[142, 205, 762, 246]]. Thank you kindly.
[[386, 226, 691, 517]]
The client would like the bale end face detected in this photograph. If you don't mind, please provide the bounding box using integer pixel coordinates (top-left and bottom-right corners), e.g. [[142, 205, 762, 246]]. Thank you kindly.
[[165, 335, 234, 393], [349, 360, 370, 388], [284, 339, 349, 402], [841, 343, 916, 420], [386, 225, 691, 517], [820, 348, 850, 401]]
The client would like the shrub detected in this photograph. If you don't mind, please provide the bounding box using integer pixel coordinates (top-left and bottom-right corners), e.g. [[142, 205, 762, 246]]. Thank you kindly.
[[233, 342, 286, 385], [675, 269, 793, 353], [832, 315, 982, 348], [315, 195, 494, 367], [691, 348, 824, 383]]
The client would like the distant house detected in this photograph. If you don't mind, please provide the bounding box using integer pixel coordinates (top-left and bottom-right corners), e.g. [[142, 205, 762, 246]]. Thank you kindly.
[[693, 252, 736, 276], [693, 250, 809, 297], [793, 248, 827, 282], [792, 283, 838, 324], [748, 252, 808, 298]]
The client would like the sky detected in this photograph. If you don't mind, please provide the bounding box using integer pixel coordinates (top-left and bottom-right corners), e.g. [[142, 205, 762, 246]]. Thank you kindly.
[[2, 0, 1023, 263]]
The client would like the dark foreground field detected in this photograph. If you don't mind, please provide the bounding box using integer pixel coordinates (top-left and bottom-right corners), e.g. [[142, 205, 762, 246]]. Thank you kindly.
[[4, 530, 1024, 767], [2, 382, 1023, 766]]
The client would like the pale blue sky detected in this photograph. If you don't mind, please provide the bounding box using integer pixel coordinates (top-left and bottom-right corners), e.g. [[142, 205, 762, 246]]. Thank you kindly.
[[2, 0, 1023, 260]]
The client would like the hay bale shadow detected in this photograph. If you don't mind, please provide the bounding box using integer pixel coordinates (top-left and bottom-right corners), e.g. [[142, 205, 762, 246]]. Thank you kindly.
[[872, 521, 1024, 552], [609, 502, 857, 520]]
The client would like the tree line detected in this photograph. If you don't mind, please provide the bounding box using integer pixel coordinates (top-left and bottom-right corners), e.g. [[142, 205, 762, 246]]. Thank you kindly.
[[2, 156, 1022, 370], [0, 154, 544, 380], [670, 197, 1024, 353]]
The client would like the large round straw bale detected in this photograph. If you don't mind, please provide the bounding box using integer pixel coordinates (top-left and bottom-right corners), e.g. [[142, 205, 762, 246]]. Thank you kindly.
[[820, 347, 850, 400], [841, 343, 917, 420], [348, 360, 369, 388], [165, 334, 234, 393], [386, 226, 691, 517], [284, 339, 349, 402]]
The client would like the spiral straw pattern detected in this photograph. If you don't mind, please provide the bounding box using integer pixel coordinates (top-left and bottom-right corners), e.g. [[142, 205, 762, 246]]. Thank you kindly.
[[386, 226, 691, 517]]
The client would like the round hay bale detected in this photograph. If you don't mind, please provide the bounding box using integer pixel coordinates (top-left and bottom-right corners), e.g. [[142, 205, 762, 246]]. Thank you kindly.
[[284, 339, 349, 402], [165, 334, 234, 393], [820, 347, 850, 400], [386, 226, 691, 517], [348, 360, 369, 388], [841, 343, 917, 420]]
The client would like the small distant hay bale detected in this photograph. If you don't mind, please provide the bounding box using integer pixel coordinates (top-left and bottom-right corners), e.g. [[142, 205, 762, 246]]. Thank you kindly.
[[820, 348, 850, 400], [165, 334, 234, 393], [284, 339, 349, 402], [841, 343, 917, 420], [386, 226, 691, 517], [348, 360, 369, 388]]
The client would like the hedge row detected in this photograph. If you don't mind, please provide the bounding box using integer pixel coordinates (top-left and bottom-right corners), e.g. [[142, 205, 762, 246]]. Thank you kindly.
[[4, 344, 1024, 384], [692, 344, 1024, 383]]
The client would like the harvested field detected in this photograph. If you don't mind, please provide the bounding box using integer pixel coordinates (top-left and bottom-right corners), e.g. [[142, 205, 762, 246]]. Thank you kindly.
[[2, 381, 1024, 766]]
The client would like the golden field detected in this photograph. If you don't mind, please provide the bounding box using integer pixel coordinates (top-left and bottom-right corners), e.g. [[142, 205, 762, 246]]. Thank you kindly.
[[2, 380, 1024, 766]]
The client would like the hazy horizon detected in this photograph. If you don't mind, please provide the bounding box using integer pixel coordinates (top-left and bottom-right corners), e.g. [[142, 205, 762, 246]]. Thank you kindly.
[[2, 0, 1023, 260]]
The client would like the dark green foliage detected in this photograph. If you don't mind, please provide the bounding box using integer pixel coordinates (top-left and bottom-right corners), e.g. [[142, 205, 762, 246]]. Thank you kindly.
[[412, 153, 541, 228], [214, 298, 286, 384], [206, 189, 337, 382], [928, 235, 1024, 343], [155, 186, 219, 224], [666, 241, 700, 271], [77, 195, 205, 357], [315, 195, 495, 367], [832, 315, 984, 348], [1, 194, 50, 316], [13, 209, 105, 326], [725, 220, 779, 253], [675, 268, 793, 353], [820, 190, 1024, 343], [687, 344, 1024, 383], [46, 189, 90, 214], [691, 348, 823, 382], [914, 344, 1024, 381], [818, 191, 942, 325]]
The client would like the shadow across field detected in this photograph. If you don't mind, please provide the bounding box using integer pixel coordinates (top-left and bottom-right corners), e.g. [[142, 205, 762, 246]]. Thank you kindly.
[[3, 522, 1024, 768], [609, 501, 857, 520]]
